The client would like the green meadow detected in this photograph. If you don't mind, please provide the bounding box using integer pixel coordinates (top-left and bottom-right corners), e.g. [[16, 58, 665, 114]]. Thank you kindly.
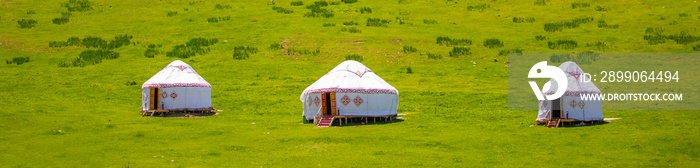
[[1, 0, 698, 167]]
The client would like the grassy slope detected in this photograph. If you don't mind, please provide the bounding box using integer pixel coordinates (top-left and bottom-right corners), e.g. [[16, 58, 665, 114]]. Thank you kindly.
[[0, 0, 698, 167]]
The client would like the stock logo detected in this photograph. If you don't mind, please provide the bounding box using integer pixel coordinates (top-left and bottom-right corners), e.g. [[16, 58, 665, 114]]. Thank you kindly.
[[528, 61, 568, 101]]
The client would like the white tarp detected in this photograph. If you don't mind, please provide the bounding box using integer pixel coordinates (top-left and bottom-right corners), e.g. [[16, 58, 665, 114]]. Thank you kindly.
[[300, 61, 399, 119], [537, 61, 603, 122], [141, 60, 212, 111]]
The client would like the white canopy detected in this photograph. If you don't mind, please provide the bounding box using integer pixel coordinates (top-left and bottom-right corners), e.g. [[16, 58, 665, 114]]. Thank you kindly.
[[300, 61, 398, 119], [537, 61, 603, 122], [141, 60, 212, 111]]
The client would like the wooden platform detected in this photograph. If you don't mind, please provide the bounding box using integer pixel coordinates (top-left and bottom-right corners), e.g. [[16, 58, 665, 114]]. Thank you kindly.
[[142, 108, 217, 117]]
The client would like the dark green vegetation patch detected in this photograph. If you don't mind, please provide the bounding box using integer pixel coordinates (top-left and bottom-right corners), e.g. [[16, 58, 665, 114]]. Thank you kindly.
[[6, 57, 30, 65], [233, 46, 258, 60], [17, 19, 37, 28], [166, 38, 218, 58]]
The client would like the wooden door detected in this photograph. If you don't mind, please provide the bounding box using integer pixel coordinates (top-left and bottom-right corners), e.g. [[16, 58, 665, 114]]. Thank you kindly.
[[321, 92, 337, 116], [149, 88, 160, 110]]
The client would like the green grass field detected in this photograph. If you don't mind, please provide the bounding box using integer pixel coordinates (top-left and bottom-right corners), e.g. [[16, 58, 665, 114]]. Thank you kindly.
[[1, 0, 698, 167]]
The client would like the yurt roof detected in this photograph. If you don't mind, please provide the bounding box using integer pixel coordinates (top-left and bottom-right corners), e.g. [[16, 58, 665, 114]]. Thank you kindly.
[[301, 60, 398, 96], [142, 60, 211, 89], [544, 61, 600, 95]]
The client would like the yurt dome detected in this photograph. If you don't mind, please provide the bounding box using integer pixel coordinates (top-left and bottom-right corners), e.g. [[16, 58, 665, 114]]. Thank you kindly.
[[537, 61, 603, 123], [300, 61, 399, 121], [141, 60, 213, 112]]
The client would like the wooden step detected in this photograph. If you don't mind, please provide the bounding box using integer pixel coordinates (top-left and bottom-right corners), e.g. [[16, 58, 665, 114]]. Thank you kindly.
[[317, 116, 334, 127]]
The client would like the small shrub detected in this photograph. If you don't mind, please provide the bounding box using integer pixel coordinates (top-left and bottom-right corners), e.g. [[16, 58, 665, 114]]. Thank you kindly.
[[323, 23, 336, 27], [597, 20, 619, 29], [6, 57, 30, 65], [466, 4, 489, 11], [534, 0, 547, 6], [207, 16, 231, 23], [341, 27, 361, 33], [513, 17, 535, 23], [287, 48, 320, 56], [585, 41, 610, 51], [692, 44, 700, 51], [144, 44, 162, 58], [535, 35, 548, 41], [63, 0, 93, 12], [27, 10, 36, 15], [423, 19, 437, 24], [498, 49, 523, 56], [291, 1, 304, 6], [360, 7, 372, 14], [595, 6, 609, 11], [233, 46, 258, 60], [483, 38, 504, 48], [166, 38, 218, 58], [342, 0, 358, 4], [571, 2, 590, 9], [449, 47, 471, 57], [215, 4, 232, 10], [62, 49, 119, 67], [125, 81, 137, 86], [666, 31, 700, 45], [644, 27, 666, 45], [304, 1, 334, 18], [366, 18, 390, 27], [345, 54, 364, 62], [437, 36, 472, 46], [17, 19, 37, 28], [269, 43, 282, 50], [404, 67, 413, 74], [402, 46, 417, 53], [53, 17, 70, 24], [548, 40, 578, 49], [272, 6, 293, 14], [167, 11, 178, 17], [544, 17, 594, 32], [343, 21, 358, 26], [427, 53, 442, 59]]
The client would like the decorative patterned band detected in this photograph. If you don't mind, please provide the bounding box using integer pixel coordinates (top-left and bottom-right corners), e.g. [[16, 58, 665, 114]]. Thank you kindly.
[[303, 88, 398, 95], [142, 83, 212, 89]]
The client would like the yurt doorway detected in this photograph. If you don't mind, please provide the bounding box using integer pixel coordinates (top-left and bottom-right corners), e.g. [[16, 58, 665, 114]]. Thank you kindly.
[[149, 88, 161, 110], [551, 99, 561, 118], [321, 92, 337, 116]]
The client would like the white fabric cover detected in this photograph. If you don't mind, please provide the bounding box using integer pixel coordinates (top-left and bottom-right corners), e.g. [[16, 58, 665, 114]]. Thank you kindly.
[[300, 61, 399, 119], [537, 61, 604, 122], [141, 60, 212, 111]]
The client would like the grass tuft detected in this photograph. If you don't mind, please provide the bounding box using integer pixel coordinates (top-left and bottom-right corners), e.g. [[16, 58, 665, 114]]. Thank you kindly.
[[63, 0, 93, 12], [341, 27, 361, 33], [427, 53, 442, 59], [513, 17, 535, 23], [466, 4, 489, 12], [571, 2, 590, 9], [345, 54, 363, 62], [437, 36, 472, 46], [366, 18, 390, 27], [544, 17, 594, 32], [402, 45, 417, 53], [548, 40, 578, 49], [165, 38, 218, 58], [18, 19, 37, 28], [53, 17, 70, 24], [359, 7, 372, 14], [233, 46, 258, 60], [498, 49, 523, 56], [272, 6, 293, 14], [290, 1, 303, 6], [449, 47, 471, 57], [535, 35, 548, 41], [597, 20, 619, 29], [483, 38, 504, 48], [6, 57, 30, 65], [60, 49, 119, 67]]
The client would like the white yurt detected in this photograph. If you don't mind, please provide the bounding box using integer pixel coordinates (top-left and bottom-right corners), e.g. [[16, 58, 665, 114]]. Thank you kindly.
[[300, 60, 399, 123], [537, 61, 603, 123], [141, 60, 213, 113]]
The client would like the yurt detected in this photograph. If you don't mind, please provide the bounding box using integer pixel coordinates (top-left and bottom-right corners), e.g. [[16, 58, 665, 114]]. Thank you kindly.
[[141, 60, 213, 115], [300, 60, 399, 127], [537, 61, 604, 126]]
